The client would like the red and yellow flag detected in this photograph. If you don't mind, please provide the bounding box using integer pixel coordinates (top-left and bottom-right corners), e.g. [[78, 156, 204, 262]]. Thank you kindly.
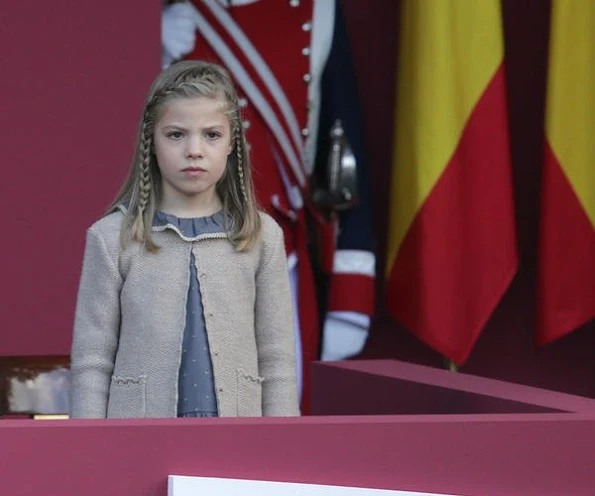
[[537, 1, 595, 345], [385, 0, 518, 364]]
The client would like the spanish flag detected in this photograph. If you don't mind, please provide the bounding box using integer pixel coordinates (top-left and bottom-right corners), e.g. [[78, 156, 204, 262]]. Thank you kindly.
[[537, 1, 595, 345], [385, 0, 518, 365]]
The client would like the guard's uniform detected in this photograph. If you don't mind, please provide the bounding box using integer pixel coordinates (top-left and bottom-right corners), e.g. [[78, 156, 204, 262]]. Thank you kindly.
[[163, 0, 375, 412]]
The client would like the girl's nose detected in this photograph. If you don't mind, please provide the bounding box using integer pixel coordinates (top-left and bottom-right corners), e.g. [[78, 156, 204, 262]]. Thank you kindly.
[[186, 135, 203, 158]]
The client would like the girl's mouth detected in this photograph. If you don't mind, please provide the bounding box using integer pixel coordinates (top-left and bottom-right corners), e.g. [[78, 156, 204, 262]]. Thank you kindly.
[[182, 167, 206, 177]]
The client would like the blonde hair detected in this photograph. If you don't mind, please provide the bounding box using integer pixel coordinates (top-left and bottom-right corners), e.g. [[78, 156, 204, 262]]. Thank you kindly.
[[108, 60, 261, 252]]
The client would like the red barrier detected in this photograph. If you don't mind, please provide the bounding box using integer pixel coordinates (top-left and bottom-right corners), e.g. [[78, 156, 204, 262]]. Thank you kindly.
[[311, 360, 595, 415], [0, 414, 594, 496]]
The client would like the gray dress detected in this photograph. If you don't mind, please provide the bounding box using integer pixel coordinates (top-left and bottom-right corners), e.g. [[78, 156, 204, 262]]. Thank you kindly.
[[153, 210, 226, 418]]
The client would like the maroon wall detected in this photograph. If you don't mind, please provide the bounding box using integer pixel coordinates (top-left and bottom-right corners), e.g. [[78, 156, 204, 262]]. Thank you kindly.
[[0, 1, 160, 355], [341, 0, 594, 397]]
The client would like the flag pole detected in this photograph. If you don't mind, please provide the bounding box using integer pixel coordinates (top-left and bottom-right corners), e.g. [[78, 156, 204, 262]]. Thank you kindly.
[[444, 358, 458, 372]]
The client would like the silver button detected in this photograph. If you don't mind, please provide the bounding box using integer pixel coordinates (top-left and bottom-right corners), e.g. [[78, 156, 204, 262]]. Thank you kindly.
[[238, 97, 248, 108], [302, 21, 312, 32], [242, 120, 251, 129], [303, 74, 311, 83], [290, 0, 300, 6], [302, 47, 311, 56], [301, 128, 309, 137]]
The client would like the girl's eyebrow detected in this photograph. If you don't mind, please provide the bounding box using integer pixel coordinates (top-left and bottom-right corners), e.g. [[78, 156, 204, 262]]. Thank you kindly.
[[160, 123, 186, 130], [160, 124, 226, 130]]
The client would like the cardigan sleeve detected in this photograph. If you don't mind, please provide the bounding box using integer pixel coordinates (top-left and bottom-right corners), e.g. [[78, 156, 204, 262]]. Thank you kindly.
[[70, 224, 122, 418], [254, 218, 300, 416]]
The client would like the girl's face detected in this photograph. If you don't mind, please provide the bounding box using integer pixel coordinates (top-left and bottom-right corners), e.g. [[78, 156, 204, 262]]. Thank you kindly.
[[153, 96, 232, 212]]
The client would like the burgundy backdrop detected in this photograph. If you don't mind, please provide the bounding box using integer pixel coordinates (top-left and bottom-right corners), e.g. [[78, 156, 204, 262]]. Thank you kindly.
[[0, 1, 592, 397], [0, 1, 160, 355]]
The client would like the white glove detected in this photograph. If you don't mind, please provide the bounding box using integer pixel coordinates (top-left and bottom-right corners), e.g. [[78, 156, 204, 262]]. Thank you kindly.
[[162, 2, 197, 68], [321, 311, 370, 361]]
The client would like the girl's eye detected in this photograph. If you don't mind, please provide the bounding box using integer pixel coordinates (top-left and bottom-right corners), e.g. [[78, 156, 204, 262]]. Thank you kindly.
[[167, 131, 183, 140], [205, 131, 222, 140]]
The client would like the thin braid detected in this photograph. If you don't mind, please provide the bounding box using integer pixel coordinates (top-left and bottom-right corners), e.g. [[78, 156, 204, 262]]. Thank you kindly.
[[132, 118, 152, 239], [235, 127, 248, 204], [153, 78, 217, 103], [138, 120, 152, 214]]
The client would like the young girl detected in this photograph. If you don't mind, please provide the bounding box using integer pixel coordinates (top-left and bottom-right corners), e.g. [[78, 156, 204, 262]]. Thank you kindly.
[[70, 60, 299, 419]]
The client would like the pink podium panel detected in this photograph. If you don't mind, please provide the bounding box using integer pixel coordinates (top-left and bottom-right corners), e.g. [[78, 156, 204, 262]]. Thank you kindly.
[[311, 360, 595, 415], [1, 415, 594, 496]]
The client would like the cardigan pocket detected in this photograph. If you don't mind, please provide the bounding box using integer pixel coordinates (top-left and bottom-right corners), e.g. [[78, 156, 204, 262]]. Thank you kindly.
[[236, 369, 264, 417], [107, 375, 147, 418]]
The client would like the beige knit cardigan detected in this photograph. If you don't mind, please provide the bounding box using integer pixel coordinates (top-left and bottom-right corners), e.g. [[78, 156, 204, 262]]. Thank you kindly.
[[70, 210, 299, 418]]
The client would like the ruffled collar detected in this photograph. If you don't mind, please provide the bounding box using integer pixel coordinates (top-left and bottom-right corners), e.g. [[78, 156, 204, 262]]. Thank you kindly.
[[118, 204, 227, 241], [152, 209, 227, 241]]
